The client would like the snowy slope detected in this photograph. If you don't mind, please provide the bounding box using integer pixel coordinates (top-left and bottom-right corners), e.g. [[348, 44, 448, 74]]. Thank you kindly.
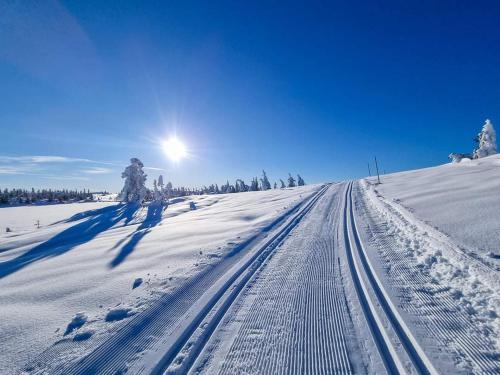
[[367, 154, 500, 265], [359, 157, 500, 372], [0, 186, 319, 374]]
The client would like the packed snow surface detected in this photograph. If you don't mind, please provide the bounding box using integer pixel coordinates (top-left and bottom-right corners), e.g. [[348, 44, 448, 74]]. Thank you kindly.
[[0, 186, 318, 374]]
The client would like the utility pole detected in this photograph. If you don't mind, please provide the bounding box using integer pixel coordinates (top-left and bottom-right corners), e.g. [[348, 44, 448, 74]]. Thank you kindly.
[[367, 163, 371, 177], [374, 156, 381, 184]]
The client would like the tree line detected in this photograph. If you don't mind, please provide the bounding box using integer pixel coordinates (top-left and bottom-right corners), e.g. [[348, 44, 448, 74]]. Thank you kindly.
[[0, 160, 307, 206], [121, 158, 306, 204], [0, 188, 95, 205]]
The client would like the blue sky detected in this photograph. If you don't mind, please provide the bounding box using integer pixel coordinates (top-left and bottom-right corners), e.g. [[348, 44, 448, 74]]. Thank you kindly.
[[1, 1, 499, 192]]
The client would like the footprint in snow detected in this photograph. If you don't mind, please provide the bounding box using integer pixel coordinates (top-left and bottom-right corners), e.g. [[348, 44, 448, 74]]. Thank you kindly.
[[73, 331, 93, 341], [105, 308, 133, 322], [132, 278, 143, 289], [64, 312, 87, 335]]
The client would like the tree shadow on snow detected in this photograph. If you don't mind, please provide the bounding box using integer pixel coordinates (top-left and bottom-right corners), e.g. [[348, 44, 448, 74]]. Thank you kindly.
[[0, 204, 139, 279], [109, 203, 164, 268]]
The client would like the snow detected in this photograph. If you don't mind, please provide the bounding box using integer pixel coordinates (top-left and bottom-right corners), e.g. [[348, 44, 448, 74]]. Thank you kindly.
[[360, 156, 500, 371], [0, 185, 319, 374], [0, 201, 116, 234], [366, 154, 500, 263], [474, 119, 497, 158], [2, 155, 500, 374]]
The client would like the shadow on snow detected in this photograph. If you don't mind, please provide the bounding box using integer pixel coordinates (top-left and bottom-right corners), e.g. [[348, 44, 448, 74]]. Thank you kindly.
[[0, 204, 139, 279], [109, 203, 165, 268]]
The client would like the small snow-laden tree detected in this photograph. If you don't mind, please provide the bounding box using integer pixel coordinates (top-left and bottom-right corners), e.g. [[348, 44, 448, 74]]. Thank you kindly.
[[166, 182, 173, 199], [280, 179, 286, 189], [158, 175, 164, 193], [449, 153, 472, 163], [261, 170, 271, 190], [120, 158, 147, 203], [297, 175, 305, 186], [250, 177, 259, 191], [274, 182, 277, 189], [153, 179, 163, 202], [474, 119, 497, 159], [287, 173, 296, 188], [236, 179, 248, 192]]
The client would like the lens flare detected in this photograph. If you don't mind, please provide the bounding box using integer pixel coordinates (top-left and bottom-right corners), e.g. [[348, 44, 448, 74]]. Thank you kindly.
[[162, 137, 187, 162]]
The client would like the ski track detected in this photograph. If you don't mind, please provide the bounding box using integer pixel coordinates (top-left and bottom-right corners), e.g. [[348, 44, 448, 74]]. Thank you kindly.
[[20, 181, 500, 374], [196, 184, 358, 374], [355, 181, 500, 374], [153, 184, 332, 374], [23, 186, 326, 375]]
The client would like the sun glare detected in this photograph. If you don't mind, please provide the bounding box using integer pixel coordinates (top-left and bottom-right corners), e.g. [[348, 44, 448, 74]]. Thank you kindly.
[[162, 137, 187, 162]]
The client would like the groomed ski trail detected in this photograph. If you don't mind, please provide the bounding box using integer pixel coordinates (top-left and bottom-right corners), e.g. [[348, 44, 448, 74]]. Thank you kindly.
[[191, 182, 362, 374], [26, 186, 328, 375]]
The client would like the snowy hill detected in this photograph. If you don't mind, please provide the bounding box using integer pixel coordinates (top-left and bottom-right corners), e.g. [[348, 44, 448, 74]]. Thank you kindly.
[[366, 153, 500, 266]]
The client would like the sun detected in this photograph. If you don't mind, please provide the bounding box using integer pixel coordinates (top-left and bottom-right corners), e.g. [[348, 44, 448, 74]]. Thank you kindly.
[[162, 137, 187, 162]]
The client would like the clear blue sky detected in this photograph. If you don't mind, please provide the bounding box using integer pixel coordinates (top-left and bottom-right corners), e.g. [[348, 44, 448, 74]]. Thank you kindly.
[[1, 1, 499, 192]]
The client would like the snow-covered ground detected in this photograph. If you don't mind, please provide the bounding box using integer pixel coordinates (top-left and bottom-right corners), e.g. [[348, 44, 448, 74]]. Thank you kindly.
[[0, 186, 319, 374], [360, 155, 500, 373], [366, 154, 500, 265], [1, 157, 500, 375]]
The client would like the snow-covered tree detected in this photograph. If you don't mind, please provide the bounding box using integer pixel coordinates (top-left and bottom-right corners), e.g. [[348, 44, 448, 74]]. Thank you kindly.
[[153, 178, 163, 201], [287, 173, 296, 188], [166, 182, 173, 199], [274, 182, 277, 189], [474, 119, 497, 159], [261, 170, 271, 190], [158, 175, 164, 191], [235, 179, 248, 192], [250, 177, 259, 191], [120, 158, 147, 203], [449, 153, 472, 163], [280, 179, 286, 189], [297, 174, 305, 186]]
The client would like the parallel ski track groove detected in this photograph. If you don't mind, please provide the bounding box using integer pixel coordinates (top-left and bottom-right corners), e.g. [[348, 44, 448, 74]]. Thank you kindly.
[[216, 184, 354, 374], [356, 183, 500, 374], [344, 181, 438, 375], [27, 187, 325, 375], [154, 184, 330, 374]]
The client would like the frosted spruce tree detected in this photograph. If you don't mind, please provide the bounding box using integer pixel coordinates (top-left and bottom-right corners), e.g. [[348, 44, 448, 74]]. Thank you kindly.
[[287, 173, 296, 188], [158, 175, 164, 194], [297, 175, 305, 186], [153, 179, 163, 202], [280, 179, 286, 189], [250, 177, 259, 191], [261, 170, 271, 190], [236, 179, 248, 192], [166, 182, 173, 199], [474, 119, 497, 159], [120, 158, 147, 203]]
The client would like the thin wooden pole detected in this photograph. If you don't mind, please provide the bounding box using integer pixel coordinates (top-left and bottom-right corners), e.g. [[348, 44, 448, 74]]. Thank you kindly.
[[374, 156, 381, 184]]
